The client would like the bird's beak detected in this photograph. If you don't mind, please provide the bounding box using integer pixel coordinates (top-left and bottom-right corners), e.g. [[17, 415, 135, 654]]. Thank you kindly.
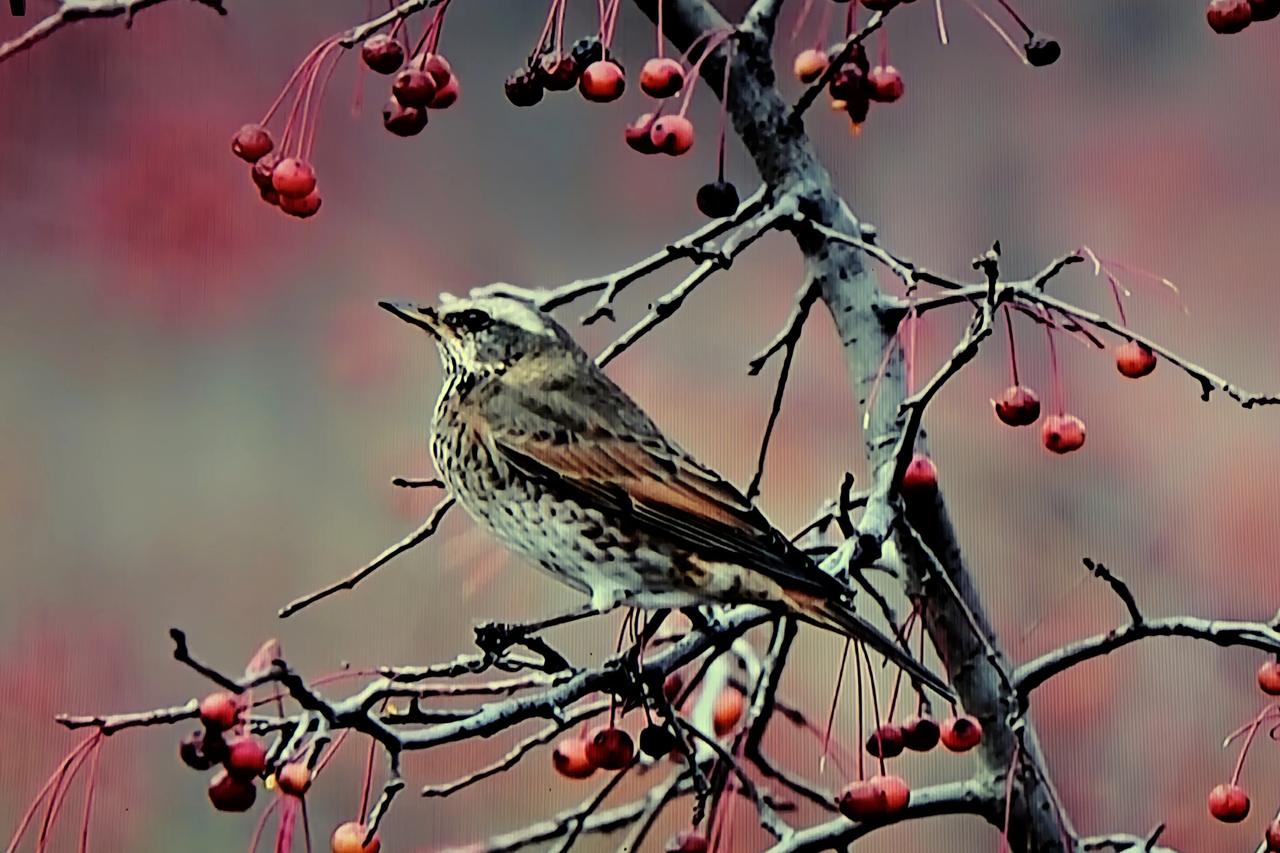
[[378, 301, 440, 338]]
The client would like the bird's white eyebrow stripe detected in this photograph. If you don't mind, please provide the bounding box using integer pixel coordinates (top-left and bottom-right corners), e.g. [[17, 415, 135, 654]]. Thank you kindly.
[[469, 298, 556, 337]]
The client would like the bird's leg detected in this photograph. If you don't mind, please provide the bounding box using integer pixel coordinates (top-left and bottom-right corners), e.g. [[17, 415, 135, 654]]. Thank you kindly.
[[473, 598, 624, 672]]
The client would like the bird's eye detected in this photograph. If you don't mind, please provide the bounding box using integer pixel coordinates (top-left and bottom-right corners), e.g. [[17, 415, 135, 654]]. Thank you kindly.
[[444, 309, 492, 333]]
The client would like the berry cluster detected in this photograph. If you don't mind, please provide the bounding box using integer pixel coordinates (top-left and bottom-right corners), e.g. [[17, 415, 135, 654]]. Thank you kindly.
[[1206, 0, 1280, 33], [1204, 659, 1280, 838]]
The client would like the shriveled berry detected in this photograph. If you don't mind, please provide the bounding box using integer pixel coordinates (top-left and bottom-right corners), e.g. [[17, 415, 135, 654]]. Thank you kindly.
[[1257, 660, 1280, 695], [993, 385, 1042, 427], [1041, 414, 1086, 454], [901, 454, 938, 495], [861, 0, 899, 9], [231, 124, 274, 163], [280, 190, 322, 219], [793, 48, 828, 83], [713, 688, 745, 736], [666, 829, 709, 853], [900, 715, 941, 752], [1265, 818, 1280, 849], [625, 114, 661, 154], [585, 726, 635, 770], [1024, 36, 1061, 66], [650, 115, 695, 156], [640, 57, 685, 98], [1250, 0, 1280, 20], [199, 692, 240, 731], [696, 180, 740, 218], [552, 736, 596, 779], [1115, 341, 1156, 378], [382, 99, 428, 136], [361, 34, 404, 74], [428, 76, 459, 109], [828, 67, 865, 101], [865, 723, 904, 758], [392, 68, 437, 107], [579, 60, 626, 103], [939, 714, 983, 752], [1207, 0, 1253, 31], [179, 730, 214, 771], [251, 152, 281, 193], [570, 36, 608, 68], [331, 821, 381, 853], [538, 53, 580, 91], [867, 65, 904, 102], [259, 187, 281, 207], [639, 725, 677, 758], [1207, 783, 1250, 822], [208, 769, 256, 812], [271, 157, 317, 199], [276, 763, 312, 796], [845, 89, 871, 125], [504, 69, 544, 107], [224, 736, 267, 781], [871, 774, 911, 814]]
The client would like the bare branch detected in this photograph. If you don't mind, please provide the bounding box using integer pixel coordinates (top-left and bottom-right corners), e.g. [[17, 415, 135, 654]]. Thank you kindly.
[[277, 496, 455, 618], [56, 700, 199, 735], [1082, 558, 1143, 625], [0, 0, 226, 64]]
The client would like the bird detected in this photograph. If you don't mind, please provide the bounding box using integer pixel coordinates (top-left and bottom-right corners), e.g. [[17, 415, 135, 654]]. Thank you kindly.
[[379, 292, 952, 699]]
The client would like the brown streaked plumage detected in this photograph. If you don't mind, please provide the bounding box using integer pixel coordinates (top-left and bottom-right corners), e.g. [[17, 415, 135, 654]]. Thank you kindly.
[[380, 293, 952, 698]]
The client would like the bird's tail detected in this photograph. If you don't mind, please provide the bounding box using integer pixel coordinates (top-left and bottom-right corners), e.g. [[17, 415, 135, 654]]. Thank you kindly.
[[797, 595, 954, 702]]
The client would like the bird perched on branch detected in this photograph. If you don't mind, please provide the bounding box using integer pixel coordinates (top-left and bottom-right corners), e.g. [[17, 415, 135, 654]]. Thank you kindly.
[[381, 293, 952, 699]]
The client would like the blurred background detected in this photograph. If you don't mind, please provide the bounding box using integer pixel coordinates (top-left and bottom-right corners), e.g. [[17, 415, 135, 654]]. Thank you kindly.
[[1, 0, 1277, 850]]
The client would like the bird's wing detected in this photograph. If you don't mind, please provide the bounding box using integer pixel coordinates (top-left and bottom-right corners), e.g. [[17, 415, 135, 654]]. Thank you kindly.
[[474, 370, 841, 600]]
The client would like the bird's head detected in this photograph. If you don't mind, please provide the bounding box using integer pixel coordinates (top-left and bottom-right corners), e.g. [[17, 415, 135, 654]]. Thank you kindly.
[[379, 292, 581, 377]]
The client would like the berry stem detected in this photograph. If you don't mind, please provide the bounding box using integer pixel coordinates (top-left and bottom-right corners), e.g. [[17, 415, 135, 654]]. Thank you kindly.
[[248, 800, 281, 853], [1042, 309, 1065, 416], [6, 737, 96, 853], [820, 638, 851, 775], [884, 608, 918, 720], [677, 30, 734, 119], [963, 0, 1027, 63], [358, 727, 378, 819], [854, 640, 865, 781], [858, 641, 887, 777], [1229, 706, 1269, 786], [426, 0, 451, 55], [999, 738, 1022, 853], [259, 39, 331, 127], [935, 0, 950, 44], [845, 2, 856, 37], [656, 0, 665, 57], [1003, 304, 1021, 386], [36, 734, 97, 853], [535, 0, 559, 61], [302, 43, 345, 159], [1104, 270, 1129, 326], [76, 737, 102, 853], [992, 0, 1035, 37], [790, 0, 817, 44], [715, 42, 732, 182], [906, 306, 918, 395], [878, 27, 888, 66]]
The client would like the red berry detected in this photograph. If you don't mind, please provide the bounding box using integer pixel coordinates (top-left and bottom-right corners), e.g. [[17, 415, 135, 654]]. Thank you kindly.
[[793, 49, 828, 84], [421, 54, 453, 87], [392, 68, 437, 107], [259, 187, 281, 207], [271, 157, 317, 199], [865, 723, 905, 758], [1207, 0, 1253, 32], [1041, 414, 1086, 454], [579, 60, 626, 102], [382, 99, 428, 136], [867, 65, 904, 103], [662, 671, 685, 703], [1115, 341, 1157, 378], [208, 769, 257, 812], [836, 780, 884, 819], [900, 715, 941, 752], [1250, 0, 1280, 20], [276, 763, 312, 796], [939, 714, 983, 752], [361, 34, 404, 74], [280, 190, 322, 219], [585, 726, 635, 770], [179, 730, 214, 771], [224, 736, 267, 780], [901, 454, 938, 495], [199, 692, 240, 731], [666, 829, 709, 853], [251, 152, 281, 193], [712, 688, 745, 736], [871, 774, 910, 815], [231, 123, 274, 163], [552, 737, 596, 779], [625, 113, 661, 154], [331, 822, 381, 853], [428, 76, 459, 109], [640, 57, 685, 98], [1207, 783, 1250, 822], [650, 115, 695, 156], [1257, 660, 1280, 695], [993, 385, 1042, 427], [1265, 818, 1280, 849]]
